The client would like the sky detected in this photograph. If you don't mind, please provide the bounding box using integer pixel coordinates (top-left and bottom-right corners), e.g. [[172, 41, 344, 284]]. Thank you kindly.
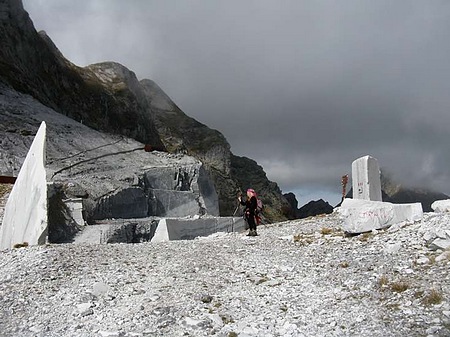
[[22, 0, 450, 206]]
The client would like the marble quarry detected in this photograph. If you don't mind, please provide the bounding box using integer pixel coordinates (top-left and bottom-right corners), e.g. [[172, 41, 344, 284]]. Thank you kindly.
[[59, 163, 229, 243], [352, 155, 382, 201], [0, 122, 48, 249], [0, 119, 232, 246]]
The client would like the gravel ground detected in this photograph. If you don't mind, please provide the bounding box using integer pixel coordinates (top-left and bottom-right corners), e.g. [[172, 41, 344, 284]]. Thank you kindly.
[[0, 212, 449, 337]]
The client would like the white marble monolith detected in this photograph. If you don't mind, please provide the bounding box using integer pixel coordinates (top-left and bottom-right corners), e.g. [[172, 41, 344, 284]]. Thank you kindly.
[[352, 155, 382, 201], [0, 122, 47, 249]]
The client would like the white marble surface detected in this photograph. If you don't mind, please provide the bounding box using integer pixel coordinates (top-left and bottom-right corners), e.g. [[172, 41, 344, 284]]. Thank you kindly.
[[0, 122, 47, 249], [338, 198, 423, 233], [352, 155, 382, 201]]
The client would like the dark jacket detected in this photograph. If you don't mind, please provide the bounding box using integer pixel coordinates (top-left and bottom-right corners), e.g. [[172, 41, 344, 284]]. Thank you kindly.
[[240, 196, 257, 217]]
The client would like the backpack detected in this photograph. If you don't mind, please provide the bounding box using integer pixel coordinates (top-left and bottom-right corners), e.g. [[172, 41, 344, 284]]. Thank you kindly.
[[256, 198, 264, 213]]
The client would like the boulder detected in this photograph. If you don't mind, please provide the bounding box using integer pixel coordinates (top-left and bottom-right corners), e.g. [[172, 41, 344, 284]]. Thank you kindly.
[[422, 226, 450, 251], [431, 199, 450, 213]]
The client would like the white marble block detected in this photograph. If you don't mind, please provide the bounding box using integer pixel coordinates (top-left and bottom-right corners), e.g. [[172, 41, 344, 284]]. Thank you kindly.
[[352, 155, 382, 201], [0, 122, 48, 249], [431, 199, 450, 213], [151, 216, 245, 242], [338, 198, 423, 234]]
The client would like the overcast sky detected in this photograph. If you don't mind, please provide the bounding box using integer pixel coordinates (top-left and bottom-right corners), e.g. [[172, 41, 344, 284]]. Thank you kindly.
[[22, 0, 450, 206]]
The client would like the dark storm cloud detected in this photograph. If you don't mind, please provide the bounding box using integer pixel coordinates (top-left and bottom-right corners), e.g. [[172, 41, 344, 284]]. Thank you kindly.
[[23, 0, 450, 204]]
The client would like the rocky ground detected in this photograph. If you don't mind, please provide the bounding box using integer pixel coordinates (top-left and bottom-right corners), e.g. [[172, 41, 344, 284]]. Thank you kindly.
[[0, 211, 449, 337]]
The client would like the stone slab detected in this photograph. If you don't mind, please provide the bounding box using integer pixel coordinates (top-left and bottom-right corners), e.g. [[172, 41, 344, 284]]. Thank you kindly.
[[151, 216, 245, 242], [338, 198, 423, 234], [352, 155, 382, 201], [0, 122, 48, 249], [63, 198, 84, 227]]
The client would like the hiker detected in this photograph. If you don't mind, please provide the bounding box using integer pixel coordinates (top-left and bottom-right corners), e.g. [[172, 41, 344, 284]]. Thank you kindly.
[[238, 188, 258, 236]]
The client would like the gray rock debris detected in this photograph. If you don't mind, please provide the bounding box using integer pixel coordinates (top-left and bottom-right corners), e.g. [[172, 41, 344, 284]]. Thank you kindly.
[[0, 212, 449, 337]]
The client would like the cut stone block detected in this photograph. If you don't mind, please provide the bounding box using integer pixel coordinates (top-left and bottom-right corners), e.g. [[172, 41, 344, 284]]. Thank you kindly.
[[63, 198, 84, 227], [338, 198, 423, 234], [144, 164, 219, 217], [0, 122, 48, 249], [151, 216, 245, 242], [352, 155, 382, 201], [149, 190, 201, 217], [92, 187, 148, 220], [431, 199, 450, 213]]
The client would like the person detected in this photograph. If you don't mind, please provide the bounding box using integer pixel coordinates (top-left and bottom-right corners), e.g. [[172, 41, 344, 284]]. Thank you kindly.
[[238, 188, 258, 236]]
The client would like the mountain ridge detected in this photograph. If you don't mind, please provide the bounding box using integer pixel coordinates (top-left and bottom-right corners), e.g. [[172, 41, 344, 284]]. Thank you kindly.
[[0, 0, 291, 221]]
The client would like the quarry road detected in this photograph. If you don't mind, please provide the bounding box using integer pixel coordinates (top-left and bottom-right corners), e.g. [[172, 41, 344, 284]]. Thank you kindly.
[[0, 212, 449, 337]]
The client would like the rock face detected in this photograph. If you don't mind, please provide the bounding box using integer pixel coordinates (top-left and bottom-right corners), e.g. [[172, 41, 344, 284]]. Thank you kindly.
[[0, 0, 291, 221], [139, 79, 241, 216], [0, 1, 164, 148], [88, 164, 219, 221]]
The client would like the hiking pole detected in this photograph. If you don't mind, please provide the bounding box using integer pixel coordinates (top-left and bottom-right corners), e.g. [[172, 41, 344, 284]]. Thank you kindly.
[[232, 202, 240, 232], [232, 203, 240, 217], [233, 191, 242, 216], [232, 192, 242, 232]]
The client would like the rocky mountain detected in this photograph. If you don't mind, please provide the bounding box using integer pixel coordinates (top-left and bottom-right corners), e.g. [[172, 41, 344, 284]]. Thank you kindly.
[[0, 0, 291, 221], [284, 192, 333, 219], [380, 173, 449, 212]]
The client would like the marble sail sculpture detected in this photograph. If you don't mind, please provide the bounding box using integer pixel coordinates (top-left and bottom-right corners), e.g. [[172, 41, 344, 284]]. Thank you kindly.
[[0, 122, 48, 249]]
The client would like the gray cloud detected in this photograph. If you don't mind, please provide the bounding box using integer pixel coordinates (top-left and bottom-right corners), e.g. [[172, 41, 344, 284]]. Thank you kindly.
[[23, 0, 450, 204]]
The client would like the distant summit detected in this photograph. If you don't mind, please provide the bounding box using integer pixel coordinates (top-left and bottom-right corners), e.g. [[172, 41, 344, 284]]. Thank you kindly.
[[284, 193, 333, 219]]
